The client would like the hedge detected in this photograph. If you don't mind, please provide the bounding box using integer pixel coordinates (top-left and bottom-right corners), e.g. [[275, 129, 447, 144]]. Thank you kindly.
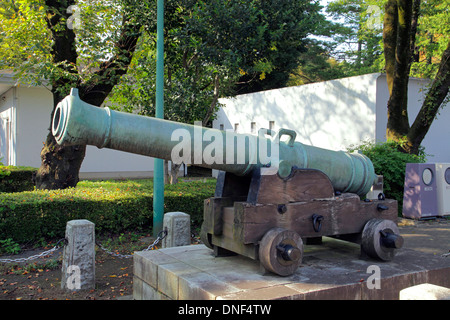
[[0, 179, 216, 244], [0, 165, 37, 193], [347, 140, 426, 214]]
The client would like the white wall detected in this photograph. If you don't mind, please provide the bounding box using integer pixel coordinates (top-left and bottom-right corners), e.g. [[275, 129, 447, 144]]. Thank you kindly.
[[4, 85, 155, 178], [421, 111, 450, 163], [0, 88, 16, 165], [375, 74, 450, 162], [80, 146, 154, 179], [216, 73, 450, 162], [216, 73, 380, 151], [15, 86, 53, 167]]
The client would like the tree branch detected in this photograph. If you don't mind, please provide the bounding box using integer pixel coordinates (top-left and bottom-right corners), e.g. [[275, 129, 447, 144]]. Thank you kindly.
[[408, 39, 450, 153], [79, 16, 141, 106], [290, 70, 314, 83], [383, 0, 398, 95], [202, 74, 220, 126], [409, 0, 421, 68], [44, 0, 78, 106]]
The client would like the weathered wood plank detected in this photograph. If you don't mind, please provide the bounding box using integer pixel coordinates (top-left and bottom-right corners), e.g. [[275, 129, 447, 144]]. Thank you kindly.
[[221, 207, 234, 240], [247, 169, 335, 204], [211, 234, 259, 260], [203, 197, 239, 236], [234, 196, 398, 244]]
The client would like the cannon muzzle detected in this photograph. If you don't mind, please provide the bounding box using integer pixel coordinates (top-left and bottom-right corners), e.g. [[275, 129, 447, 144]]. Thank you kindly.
[[52, 88, 377, 196]]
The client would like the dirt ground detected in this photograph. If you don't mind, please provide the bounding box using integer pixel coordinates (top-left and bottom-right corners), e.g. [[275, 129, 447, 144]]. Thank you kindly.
[[0, 218, 448, 300], [0, 229, 189, 300], [0, 245, 135, 300]]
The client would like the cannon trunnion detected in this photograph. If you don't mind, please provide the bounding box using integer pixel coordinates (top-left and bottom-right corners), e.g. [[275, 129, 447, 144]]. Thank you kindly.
[[201, 168, 401, 276]]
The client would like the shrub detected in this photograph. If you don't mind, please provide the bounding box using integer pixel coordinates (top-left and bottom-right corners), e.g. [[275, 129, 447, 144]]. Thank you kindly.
[[348, 140, 427, 214], [0, 165, 37, 193], [165, 179, 217, 226], [0, 179, 216, 244]]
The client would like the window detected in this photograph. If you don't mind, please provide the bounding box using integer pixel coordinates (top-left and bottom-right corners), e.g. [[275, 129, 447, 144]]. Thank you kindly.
[[0, 116, 10, 165]]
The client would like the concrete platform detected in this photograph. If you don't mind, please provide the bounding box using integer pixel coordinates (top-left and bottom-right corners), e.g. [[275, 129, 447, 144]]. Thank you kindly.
[[133, 236, 450, 300]]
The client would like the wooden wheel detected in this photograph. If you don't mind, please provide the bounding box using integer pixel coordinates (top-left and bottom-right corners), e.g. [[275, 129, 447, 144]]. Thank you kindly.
[[361, 218, 404, 261], [259, 228, 303, 276]]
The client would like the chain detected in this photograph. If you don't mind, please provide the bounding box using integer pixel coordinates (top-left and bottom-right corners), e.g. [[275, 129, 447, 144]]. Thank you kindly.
[[0, 239, 66, 264], [0, 229, 169, 263], [96, 228, 168, 259]]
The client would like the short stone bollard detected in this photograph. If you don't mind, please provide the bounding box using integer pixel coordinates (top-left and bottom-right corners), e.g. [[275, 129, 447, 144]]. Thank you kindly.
[[61, 219, 95, 291], [162, 212, 191, 248]]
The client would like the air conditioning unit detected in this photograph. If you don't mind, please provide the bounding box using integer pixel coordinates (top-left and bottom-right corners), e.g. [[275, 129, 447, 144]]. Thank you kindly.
[[435, 163, 450, 217], [402, 163, 439, 219]]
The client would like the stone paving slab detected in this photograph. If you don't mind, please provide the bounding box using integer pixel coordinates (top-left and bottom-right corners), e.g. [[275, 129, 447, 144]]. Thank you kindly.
[[133, 236, 450, 300]]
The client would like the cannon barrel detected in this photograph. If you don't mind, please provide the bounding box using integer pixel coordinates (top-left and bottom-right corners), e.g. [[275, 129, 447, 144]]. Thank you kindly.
[[52, 88, 377, 196]]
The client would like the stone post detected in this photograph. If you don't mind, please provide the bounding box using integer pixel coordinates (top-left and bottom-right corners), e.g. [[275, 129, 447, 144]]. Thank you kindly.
[[162, 212, 191, 248], [61, 219, 95, 291]]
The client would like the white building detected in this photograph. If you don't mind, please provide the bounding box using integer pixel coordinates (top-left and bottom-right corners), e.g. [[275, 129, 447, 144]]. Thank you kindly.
[[0, 71, 154, 179], [214, 73, 449, 162]]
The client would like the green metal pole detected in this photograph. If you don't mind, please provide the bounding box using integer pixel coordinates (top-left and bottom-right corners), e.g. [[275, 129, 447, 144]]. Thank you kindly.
[[153, 0, 165, 237]]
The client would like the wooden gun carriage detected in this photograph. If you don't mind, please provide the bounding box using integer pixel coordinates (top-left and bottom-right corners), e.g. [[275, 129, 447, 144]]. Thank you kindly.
[[201, 168, 401, 276]]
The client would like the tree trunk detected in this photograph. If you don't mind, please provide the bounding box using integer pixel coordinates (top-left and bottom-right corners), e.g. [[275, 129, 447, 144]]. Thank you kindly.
[[406, 39, 450, 154], [34, 0, 82, 190], [34, 2, 141, 190], [163, 161, 183, 185], [34, 129, 87, 190], [169, 162, 182, 185], [384, 0, 413, 142], [382, 0, 450, 155]]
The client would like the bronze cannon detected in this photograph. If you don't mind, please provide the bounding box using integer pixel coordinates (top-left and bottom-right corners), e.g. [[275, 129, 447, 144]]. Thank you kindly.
[[53, 89, 403, 276]]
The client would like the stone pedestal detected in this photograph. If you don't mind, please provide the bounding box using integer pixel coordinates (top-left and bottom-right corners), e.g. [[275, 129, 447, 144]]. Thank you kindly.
[[133, 237, 450, 300]]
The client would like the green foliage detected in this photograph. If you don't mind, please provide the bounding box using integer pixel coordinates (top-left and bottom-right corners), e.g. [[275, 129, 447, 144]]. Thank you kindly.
[[110, 0, 327, 120], [0, 0, 141, 98], [233, 0, 328, 93], [0, 165, 37, 193], [0, 238, 21, 254], [410, 1, 450, 79], [287, 39, 348, 86], [0, 0, 52, 88], [0, 179, 215, 244], [0, 165, 11, 180], [322, 0, 449, 81], [164, 179, 216, 225], [348, 140, 427, 214], [324, 0, 385, 75]]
